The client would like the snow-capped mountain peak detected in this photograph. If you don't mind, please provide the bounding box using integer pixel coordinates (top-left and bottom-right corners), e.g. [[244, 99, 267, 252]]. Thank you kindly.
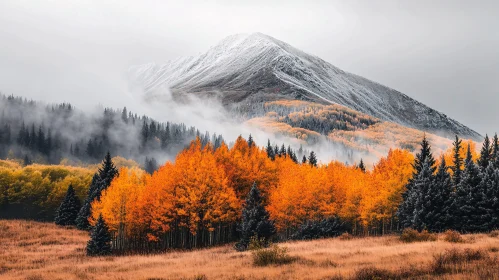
[[129, 33, 480, 140]]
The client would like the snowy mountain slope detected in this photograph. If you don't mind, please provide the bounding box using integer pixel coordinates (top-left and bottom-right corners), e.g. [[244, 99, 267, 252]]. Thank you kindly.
[[129, 33, 481, 140]]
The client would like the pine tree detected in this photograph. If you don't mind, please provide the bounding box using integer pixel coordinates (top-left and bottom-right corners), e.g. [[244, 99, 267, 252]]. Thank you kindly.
[[279, 144, 286, 158], [308, 151, 318, 167], [450, 144, 482, 232], [145, 157, 158, 174], [121, 107, 128, 124], [398, 135, 436, 229], [421, 158, 453, 232], [451, 135, 463, 185], [478, 134, 492, 170], [475, 163, 498, 231], [358, 159, 366, 173], [492, 134, 499, 169], [235, 183, 276, 251], [247, 134, 254, 148], [76, 153, 117, 230], [76, 174, 101, 230], [302, 155, 307, 164], [412, 158, 435, 231], [266, 139, 275, 161], [86, 214, 112, 256], [98, 152, 118, 191], [55, 185, 81, 226]]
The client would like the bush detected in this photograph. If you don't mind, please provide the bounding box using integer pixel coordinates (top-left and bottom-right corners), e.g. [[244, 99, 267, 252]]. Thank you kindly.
[[291, 217, 349, 240], [248, 235, 267, 251], [489, 230, 499, 237], [353, 267, 395, 280], [339, 232, 353, 240], [431, 248, 487, 274], [252, 245, 296, 266], [443, 230, 464, 243], [400, 229, 437, 243]]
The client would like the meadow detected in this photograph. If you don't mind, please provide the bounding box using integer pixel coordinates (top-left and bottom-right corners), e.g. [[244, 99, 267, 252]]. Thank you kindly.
[[2, 220, 499, 280]]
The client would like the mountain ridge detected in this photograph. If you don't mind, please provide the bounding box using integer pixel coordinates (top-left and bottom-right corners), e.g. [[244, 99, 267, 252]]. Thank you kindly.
[[129, 32, 481, 140]]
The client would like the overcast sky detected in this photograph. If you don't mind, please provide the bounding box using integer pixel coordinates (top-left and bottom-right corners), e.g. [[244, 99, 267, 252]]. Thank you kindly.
[[0, 0, 497, 134]]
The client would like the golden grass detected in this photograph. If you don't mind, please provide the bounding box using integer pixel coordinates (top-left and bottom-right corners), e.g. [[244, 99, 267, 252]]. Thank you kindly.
[[2, 220, 499, 279]]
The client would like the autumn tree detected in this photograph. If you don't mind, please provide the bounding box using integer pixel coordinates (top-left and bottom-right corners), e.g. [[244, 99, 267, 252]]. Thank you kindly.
[[236, 183, 276, 251], [55, 185, 81, 226]]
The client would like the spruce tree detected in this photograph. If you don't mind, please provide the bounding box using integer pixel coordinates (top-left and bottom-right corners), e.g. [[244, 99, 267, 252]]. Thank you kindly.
[[358, 159, 366, 173], [247, 134, 254, 148], [411, 158, 435, 231], [492, 134, 499, 169], [398, 135, 436, 229], [478, 134, 492, 170], [474, 163, 498, 231], [76, 153, 117, 230], [76, 174, 101, 230], [86, 214, 112, 256], [308, 151, 318, 167], [450, 144, 481, 232], [55, 185, 81, 226], [421, 158, 453, 232], [98, 152, 118, 190], [302, 155, 307, 164], [451, 135, 463, 185], [266, 139, 275, 161], [235, 183, 276, 251]]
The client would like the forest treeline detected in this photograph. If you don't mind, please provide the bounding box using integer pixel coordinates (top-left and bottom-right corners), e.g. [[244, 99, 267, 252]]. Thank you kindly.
[[82, 135, 416, 252], [0, 94, 222, 167]]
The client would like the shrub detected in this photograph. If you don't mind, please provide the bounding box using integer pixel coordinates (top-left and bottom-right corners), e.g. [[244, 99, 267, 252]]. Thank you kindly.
[[443, 230, 464, 243], [353, 267, 395, 280], [400, 229, 437, 243], [252, 245, 296, 266], [248, 235, 266, 251], [431, 248, 487, 274], [339, 232, 353, 240], [291, 217, 349, 240], [489, 230, 499, 237]]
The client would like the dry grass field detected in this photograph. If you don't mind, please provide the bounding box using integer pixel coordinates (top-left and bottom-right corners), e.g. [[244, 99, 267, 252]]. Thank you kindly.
[[2, 220, 499, 280]]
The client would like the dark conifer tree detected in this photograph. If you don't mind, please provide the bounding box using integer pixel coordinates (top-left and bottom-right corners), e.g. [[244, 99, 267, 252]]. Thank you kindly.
[[478, 134, 492, 170], [308, 151, 318, 167], [76, 153, 117, 230], [55, 185, 81, 226], [86, 214, 112, 256], [452, 135, 463, 185], [145, 157, 158, 175], [475, 163, 498, 231], [274, 145, 279, 157], [279, 144, 286, 157], [121, 107, 128, 124], [266, 139, 275, 161], [98, 152, 118, 192], [421, 158, 453, 232], [358, 159, 366, 173], [450, 144, 482, 232], [247, 134, 254, 148], [302, 155, 307, 164], [398, 135, 436, 229], [492, 134, 499, 168], [235, 183, 276, 251], [76, 174, 101, 230], [412, 158, 435, 231]]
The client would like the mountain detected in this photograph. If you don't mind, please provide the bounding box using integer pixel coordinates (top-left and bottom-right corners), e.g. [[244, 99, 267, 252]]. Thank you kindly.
[[129, 32, 480, 140]]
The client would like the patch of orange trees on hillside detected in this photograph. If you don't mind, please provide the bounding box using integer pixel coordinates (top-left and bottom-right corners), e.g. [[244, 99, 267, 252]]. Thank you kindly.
[[93, 137, 415, 240]]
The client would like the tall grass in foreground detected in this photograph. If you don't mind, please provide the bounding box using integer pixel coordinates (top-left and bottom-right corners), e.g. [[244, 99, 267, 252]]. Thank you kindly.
[[2, 220, 499, 279]]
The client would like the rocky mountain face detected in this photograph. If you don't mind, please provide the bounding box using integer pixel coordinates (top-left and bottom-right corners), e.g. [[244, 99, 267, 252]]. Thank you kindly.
[[129, 32, 480, 140]]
